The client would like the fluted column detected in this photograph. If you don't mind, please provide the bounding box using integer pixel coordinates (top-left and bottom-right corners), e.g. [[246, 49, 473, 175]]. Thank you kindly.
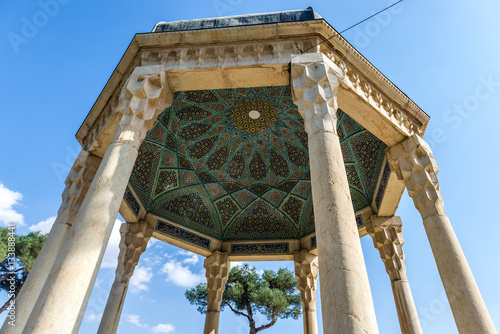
[[387, 134, 496, 333], [291, 52, 379, 334], [0, 150, 101, 334], [23, 65, 172, 334], [203, 252, 229, 334], [97, 222, 153, 334], [294, 250, 318, 334], [367, 216, 422, 334]]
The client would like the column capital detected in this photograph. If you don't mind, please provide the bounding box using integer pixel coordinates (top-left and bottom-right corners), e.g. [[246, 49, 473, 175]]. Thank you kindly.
[[386, 134, 445, 220], [115, 221, 153, 284], [291, 52, 347, 137], [204, 252, 229, 312], [56, 150, 101, 227], [293, 250, 318, 309], [114, 65, 173, 148], [367, 216, 406, 282]]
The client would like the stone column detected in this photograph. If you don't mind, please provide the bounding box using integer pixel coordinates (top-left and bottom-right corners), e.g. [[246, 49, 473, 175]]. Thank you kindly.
[[0, 150, 101, 334], [387, 134, 496, 333], [294, 250, 319, 334], [367, 216, 422, 334], [291, 52, 379, 333], [23, 65, 172, 334], [203, 252, 229, 334], [97, 222, 153, 334]]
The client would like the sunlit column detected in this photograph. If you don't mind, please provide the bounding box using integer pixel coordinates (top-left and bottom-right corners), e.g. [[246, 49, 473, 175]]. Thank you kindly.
[[97, 222, 152, 334], [23, 65, 172, 334], [291, 52, 379, 334], [387, 134, 496, 333]]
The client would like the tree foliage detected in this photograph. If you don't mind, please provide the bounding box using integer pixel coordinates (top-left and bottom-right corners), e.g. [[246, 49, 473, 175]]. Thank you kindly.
[[0, 227, 47, 313], [185, 264, 301, 333]]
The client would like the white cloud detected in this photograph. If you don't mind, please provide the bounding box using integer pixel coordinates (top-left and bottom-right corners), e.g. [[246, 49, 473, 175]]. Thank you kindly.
[[0, 182, 24, 226], [130, 266, 153, 293], [177, 250, 199, 265], [160, 259, 205, 288], [85, 312, 102, 322], [126, 314, 148, 328], [29, 216, 55, 234], [100, 219, 123, 269], [151, 323, 175, 333], [230, 261, 243, 269]]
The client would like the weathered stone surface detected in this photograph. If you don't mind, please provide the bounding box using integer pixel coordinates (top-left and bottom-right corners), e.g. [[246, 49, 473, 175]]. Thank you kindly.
[[98, 222, 153, 334], [292, 52, 379, 334], [1, 150, 101, 334], [203, 252, 229, 334], [23, 66, 172, 334], [294, 250, 318, 334], [387, 135, 496, 334], [367, 216, 422, 334]]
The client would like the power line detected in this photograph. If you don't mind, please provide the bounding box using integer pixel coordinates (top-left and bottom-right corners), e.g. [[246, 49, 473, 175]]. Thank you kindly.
[[299, 0, 404, 54]]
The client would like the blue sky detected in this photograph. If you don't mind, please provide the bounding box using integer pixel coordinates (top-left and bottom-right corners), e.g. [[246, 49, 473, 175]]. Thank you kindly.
[[1, 0, 500, 333]]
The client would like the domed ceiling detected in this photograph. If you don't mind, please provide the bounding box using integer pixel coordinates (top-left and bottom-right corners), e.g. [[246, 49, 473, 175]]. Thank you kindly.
[[126, 85, 387, 241]]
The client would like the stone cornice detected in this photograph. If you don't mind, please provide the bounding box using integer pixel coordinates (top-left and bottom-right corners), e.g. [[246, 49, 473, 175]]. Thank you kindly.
[[76, 19, 429, 153]]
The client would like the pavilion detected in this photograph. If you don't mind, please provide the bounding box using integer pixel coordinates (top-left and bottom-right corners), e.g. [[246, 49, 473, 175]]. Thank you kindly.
[[2, 7, 496, 334]]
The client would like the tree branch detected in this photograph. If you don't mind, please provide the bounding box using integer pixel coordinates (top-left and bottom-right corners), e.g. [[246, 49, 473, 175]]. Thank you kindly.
[[0, 278, 24, 314], [223, 302, 250, 319], [256, 318, 277, 332]]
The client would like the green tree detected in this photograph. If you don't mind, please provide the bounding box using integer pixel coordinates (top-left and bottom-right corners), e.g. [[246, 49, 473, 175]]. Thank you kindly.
[[185, 264, 301, 333], [0, 227, 47, 313]]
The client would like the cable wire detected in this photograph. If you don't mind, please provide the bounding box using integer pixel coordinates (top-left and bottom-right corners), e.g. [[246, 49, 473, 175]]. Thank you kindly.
[[299, 0, 404, 54]]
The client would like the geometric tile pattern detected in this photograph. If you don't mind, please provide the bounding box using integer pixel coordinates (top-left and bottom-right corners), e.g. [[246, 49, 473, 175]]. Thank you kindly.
[[127, 86, 387, 241], [230, 242, 289, 254]]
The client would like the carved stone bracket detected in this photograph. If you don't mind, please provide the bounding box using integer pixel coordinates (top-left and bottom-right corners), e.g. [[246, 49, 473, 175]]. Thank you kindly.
[[386, 134, 445, 220], [294, 250, 318, 310], [56, 150, 101, 227], [291, 52, 346, 137], [204, 251, 229, 312], [367, 216, 406, 282], [115, 222, 153, 284], [113, 65, 173, 149]]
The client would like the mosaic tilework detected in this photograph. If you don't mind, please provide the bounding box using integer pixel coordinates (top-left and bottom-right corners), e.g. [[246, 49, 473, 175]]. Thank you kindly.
[[124, 187, 140, 216], [156, 220, 211, 249], [128, 87, 387, 242], [375, 161, 391, 210], [310, 235, 317, 249], [231, 242, 289, 254]]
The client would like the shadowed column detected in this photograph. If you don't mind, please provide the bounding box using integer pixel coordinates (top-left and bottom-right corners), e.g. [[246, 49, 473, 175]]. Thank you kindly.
[[367, 216, 422, 334], [203, 252, 229, 334], [294, 250, 319, 334], [387, 134, 496, 333], [97, 222, 152, 334]]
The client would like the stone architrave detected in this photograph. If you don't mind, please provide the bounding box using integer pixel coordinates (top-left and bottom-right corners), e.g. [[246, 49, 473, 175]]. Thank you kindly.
[[294, 250, 319, 334], [291, 52, 379, 334], [367, 216, 422, 334], [387, 134, 497, 334], [203, 252, 229, 334], [23, 65, 172, 334], [97, 222, 153, 334], [0, 150, 101, 334]]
